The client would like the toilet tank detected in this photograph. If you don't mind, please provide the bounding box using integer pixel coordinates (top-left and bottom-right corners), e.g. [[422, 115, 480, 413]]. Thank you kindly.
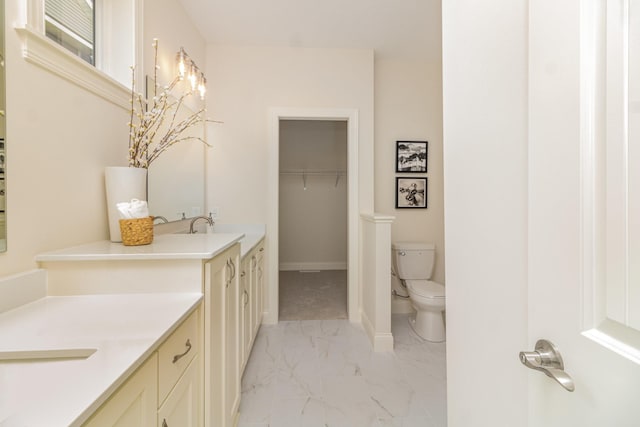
[[392, 242, 436, 280]]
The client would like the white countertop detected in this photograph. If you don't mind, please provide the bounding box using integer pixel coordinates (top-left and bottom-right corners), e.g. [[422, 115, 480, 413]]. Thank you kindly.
[[35, 233, 245, 262], [0, 293, 202, 426], [238, 234, 264, 259], [210, 224, 265, 259]]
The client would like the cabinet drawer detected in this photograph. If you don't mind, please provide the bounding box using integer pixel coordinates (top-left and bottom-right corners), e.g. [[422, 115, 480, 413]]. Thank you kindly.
[[158, 355, 201, 427], [158, 310, 199, 405]]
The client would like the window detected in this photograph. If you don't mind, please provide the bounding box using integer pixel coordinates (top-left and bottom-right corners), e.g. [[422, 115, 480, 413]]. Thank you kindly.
[[16, 0, 141, 108], [45, 0, 95, 65]]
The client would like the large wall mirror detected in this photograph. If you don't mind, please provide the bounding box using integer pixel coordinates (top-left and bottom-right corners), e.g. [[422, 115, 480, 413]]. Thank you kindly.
[[145, 76, 206, 222], [0, 0, 6, 252], [147, 119, 206, 222]]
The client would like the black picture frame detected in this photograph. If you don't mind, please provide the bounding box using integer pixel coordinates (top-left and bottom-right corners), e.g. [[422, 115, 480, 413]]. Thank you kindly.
[[396, 141, 428, 173], [396, 177, 427, 209]]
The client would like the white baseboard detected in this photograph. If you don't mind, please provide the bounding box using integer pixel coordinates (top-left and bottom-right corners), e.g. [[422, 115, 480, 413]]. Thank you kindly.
[[262, 309, 277, 325], [373, 332, 394, 352], [361, 310, 394, 352], [279, 262, 348, 271]]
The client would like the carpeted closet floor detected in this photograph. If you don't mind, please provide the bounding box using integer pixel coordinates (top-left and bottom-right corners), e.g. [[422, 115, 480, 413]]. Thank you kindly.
[[279, 270, 347, 320]]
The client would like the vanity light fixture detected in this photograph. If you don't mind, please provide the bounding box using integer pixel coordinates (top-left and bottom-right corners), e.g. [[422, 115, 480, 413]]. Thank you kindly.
[[176, 47, 207, 100]]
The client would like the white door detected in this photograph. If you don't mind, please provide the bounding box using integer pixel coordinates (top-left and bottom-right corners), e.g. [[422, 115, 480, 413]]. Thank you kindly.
[[527, 0, 640, 425], [443, 0, 640, 425]]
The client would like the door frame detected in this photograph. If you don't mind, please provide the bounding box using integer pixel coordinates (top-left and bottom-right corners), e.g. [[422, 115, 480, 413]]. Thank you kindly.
[[264, 107, 359, 324]]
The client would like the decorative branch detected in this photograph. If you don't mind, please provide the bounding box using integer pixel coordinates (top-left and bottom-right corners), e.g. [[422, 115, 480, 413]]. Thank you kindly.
[[127, 39, 220, 169]]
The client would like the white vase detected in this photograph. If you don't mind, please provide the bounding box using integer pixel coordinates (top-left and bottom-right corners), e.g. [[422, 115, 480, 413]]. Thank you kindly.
[[105, 166, 148, 242]]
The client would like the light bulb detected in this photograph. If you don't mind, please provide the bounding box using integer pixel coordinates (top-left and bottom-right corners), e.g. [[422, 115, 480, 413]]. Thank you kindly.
[[198, 75, 206, 100], [177, 49, 186, 80], [189, 63, 197, 91]]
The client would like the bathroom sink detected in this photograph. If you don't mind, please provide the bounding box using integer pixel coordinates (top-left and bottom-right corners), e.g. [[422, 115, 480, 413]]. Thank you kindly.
[[0, 348, 97, 362]]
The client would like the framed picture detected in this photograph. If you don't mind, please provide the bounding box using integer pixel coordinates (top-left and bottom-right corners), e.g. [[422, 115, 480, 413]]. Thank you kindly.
[[396, 177, 427, 209], [396, 141, 428, 173]]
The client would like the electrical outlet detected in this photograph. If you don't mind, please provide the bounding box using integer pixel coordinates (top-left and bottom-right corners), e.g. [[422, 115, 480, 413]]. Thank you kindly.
[[210, 207, 220, 219]]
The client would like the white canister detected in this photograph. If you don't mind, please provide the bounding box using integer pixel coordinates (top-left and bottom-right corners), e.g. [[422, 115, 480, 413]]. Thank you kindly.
[[105, 166, 147, 242]]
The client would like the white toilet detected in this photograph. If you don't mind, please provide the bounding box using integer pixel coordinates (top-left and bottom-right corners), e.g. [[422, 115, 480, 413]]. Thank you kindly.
[[392, 242, 446, 342]]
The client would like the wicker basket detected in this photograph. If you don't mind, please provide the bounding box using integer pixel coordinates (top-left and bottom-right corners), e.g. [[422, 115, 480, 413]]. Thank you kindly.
[[119, 216, 154, 246]]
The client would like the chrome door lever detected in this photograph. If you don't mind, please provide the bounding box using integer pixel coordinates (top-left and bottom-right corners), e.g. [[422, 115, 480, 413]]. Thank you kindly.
[[519, 339, 575, 392]]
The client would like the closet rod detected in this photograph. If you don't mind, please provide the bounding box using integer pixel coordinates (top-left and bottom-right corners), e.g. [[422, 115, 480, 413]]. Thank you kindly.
[[279, 169, 346, 176], [280, 169, 346, 189]]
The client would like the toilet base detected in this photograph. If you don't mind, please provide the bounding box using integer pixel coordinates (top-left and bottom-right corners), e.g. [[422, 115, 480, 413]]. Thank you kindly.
[[409, 310, 446, 343]]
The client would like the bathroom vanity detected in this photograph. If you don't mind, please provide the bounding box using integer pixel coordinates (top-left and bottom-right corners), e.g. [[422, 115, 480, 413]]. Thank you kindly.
[[0, 291, 202, 426], [84, 306, 201, 427], [31, 231, 266, 427]]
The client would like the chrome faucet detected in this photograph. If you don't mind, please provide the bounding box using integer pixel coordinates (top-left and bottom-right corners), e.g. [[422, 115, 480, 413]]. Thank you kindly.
[[189, 215, 214, 234], [152, 215, 169, 224]]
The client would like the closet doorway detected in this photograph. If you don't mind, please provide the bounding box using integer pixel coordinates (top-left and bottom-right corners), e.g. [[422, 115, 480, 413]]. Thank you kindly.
[[278, 120, 348, 320], [266, 108, 359, 325]]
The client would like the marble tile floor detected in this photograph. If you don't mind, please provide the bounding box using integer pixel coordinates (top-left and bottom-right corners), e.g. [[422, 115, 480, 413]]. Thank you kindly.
[[238, 314, 447, 427], [279, 270, 348, 321]]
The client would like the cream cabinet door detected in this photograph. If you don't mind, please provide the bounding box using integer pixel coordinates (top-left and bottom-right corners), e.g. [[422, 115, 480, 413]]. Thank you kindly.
[[254, 244, 265, 335], [240, 256, 252, 371], [204, 251, 227, 427], [249, 253, 258, 341], [83, 354, 158, 427], [158, 356, 201, 427], [204, 244, 240, 427], [224, 250, 241, 427]]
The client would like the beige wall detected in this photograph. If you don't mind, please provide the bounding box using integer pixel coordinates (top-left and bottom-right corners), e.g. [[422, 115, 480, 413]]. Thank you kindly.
[[203, 47, 444, 259], [279, 120, 347, 270], [204, 46, 375, 224], [0, 0, 204, 276], [144, 0, 206, 86], [374, 58, 445, 285]]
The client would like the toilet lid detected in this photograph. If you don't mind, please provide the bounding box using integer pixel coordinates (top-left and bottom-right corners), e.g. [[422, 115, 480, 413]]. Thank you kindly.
[[406, 280, 445, 298]]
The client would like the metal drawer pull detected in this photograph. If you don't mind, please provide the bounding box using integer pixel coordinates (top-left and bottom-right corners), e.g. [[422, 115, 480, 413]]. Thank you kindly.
[[226, 259, 235, 287], [172, 339, 192, 363], [229, 259, 236, 279], [244, 290, 249, 306], [519, 339, 575, 392], [162, 419, 168, 427]]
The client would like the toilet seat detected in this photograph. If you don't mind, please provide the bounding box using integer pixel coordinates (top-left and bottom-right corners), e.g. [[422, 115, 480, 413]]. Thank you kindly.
[[406, 280, 445, 299]]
